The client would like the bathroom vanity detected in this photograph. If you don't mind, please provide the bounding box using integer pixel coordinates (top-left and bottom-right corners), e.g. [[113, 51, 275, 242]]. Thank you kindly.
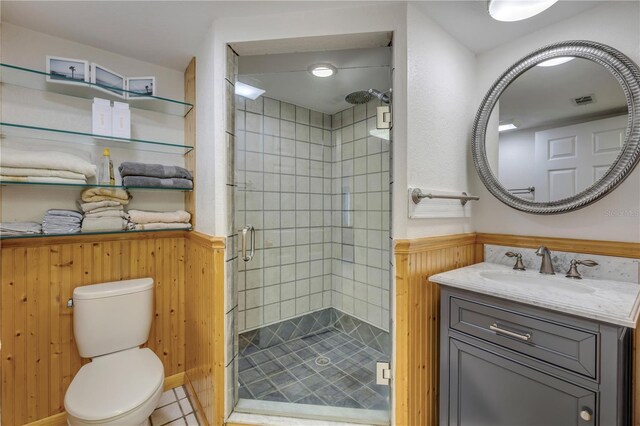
[[431, 263, 640, 426]]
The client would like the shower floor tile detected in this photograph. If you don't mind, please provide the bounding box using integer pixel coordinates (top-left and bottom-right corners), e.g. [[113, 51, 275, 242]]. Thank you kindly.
[[239, 328, 389, 410]]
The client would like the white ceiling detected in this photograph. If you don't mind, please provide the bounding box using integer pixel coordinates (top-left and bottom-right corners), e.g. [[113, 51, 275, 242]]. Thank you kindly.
[[498, 58, 627, 130], [0, 1, 385, 71], [238, 46, 391, 114], [1, 1, 609, 72], [412, 0, 605, 54]]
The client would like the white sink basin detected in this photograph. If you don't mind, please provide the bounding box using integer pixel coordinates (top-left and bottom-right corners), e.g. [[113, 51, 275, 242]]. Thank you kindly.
[[479, 271, 596, 294]]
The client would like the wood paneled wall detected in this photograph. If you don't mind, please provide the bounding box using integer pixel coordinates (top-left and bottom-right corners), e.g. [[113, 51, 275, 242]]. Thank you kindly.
[[0, 231, 187, 426], [184, 232, 225, 426], [184, 57, 196, 227], [394, 234, 480, 426], [394, 232, 640, 426]]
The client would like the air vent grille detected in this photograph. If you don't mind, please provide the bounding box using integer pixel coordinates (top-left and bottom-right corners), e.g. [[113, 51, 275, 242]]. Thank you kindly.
[[572, 94, 595, 106]]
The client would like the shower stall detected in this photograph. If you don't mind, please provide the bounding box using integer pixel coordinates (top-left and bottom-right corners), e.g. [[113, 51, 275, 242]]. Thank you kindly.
[[228, 43, 393, 424]]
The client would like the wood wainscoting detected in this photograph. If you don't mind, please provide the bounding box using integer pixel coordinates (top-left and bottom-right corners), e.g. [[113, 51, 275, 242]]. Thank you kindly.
[[394, 234, 481, 426], [0, 231, 188, 425], [394, 232, 640, 426], [184, 231, 226, 426]]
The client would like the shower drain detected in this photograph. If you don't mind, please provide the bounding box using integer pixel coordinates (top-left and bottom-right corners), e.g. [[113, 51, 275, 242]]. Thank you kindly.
[[314, 355, 331, 366]]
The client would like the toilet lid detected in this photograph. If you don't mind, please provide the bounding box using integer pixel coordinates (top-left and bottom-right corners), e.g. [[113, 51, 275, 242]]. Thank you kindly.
[[64, 348, 164, 422]]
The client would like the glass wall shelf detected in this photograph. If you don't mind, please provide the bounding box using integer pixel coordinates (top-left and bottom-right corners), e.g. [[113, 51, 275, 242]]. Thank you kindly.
[[0, 181, 192, 191], [1, 63, 193, 117], [0, 228, 191, 240], [1, 122, 193, 155]]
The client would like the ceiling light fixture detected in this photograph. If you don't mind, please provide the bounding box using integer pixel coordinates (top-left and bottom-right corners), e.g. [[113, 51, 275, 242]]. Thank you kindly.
[[235, 82, 265, 100], [498, 122, 518, 132], [536, 57, 575, 67], [308, 63, 337, 78], [487, 0, 559, 22]]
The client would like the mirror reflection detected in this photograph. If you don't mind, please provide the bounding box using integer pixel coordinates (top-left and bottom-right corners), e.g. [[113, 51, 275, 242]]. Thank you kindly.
[[486, 57, 628, 202]]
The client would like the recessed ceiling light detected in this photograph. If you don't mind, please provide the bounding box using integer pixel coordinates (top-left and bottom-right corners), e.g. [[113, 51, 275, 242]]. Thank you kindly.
[[235, 82, 265, 100], [537, 57, 575, 67], [308, 63, 337, 78], [488, 0, 559, 22], [498, 122, 518, 132]]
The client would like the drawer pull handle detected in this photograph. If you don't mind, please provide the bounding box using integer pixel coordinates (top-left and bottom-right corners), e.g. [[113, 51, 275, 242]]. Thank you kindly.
[[489, 323, 532, 341]]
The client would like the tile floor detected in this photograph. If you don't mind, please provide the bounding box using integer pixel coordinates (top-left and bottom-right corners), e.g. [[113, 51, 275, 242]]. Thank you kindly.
[[239, 328, 389, 410], [150, 386, 199, 426]]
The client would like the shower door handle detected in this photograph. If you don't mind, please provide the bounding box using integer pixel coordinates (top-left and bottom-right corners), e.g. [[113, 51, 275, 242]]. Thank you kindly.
[[241, 225, 255, 262]]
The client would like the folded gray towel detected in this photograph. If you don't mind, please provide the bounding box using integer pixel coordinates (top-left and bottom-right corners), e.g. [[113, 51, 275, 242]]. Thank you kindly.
[[123, 176, 193, 189], [119, 162, 192, 180]]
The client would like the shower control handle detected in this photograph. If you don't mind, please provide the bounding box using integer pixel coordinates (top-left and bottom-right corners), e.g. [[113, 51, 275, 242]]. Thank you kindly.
[[241, 225, 255, 262]]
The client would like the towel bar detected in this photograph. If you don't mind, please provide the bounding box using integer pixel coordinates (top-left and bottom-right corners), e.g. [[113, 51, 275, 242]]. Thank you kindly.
[[411, 188, 480, 206]]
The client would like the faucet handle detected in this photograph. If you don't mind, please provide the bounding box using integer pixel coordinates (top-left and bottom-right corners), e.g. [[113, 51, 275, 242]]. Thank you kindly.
[[565, 259, 599, 279], [505, 252, 526, 271]]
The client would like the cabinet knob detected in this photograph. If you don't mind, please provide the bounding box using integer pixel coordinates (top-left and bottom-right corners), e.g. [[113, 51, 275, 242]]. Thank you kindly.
[[580, 409, 593, 421]]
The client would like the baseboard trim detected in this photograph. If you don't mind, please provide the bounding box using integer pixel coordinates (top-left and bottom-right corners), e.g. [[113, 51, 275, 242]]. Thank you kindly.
[[25, 372, 187, 426]]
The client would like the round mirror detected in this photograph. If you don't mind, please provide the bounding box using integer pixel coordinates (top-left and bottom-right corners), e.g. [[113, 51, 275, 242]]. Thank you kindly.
[[473, 41, 640, 214]]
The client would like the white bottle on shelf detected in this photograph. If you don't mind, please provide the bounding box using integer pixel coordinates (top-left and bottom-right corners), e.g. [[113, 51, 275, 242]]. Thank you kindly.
[[99, 148, 115, 185], [112, 101, 131, 139], [92, 98, 112, 136]]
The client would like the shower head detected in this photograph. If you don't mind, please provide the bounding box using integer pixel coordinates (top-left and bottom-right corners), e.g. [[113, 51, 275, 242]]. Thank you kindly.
[[368, 88, 391, 104], [344, 89, 391, 105], [345, 91, 375, 105]]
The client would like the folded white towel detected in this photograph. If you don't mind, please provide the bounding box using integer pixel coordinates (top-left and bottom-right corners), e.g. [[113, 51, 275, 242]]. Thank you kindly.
[[84, 210, 129, 219], [81, 187, 130, 204], [0, 167, 87, 180], [77, 200, 124, 212], [1, 148, 97, 178], [1, 175, 87, 185], [128, 210, 191, 224], [81, 217, 127, 232], [127, 222, 192, 231], [1, 222, 42, 235]]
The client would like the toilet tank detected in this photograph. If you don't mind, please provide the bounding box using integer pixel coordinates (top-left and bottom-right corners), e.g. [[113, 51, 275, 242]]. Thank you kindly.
[[73, 278, 153, 358]]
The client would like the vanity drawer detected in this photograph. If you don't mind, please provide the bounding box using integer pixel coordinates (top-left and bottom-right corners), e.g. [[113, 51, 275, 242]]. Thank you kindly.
[[449, 296, 598, 379]]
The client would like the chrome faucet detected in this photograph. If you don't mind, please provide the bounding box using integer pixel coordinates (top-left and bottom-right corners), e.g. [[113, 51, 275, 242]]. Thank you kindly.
[[535, 246, 555, 274]]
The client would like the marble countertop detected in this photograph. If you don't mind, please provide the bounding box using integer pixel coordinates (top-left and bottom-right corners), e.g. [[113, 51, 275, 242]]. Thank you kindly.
[[430, 262, 640, 328]]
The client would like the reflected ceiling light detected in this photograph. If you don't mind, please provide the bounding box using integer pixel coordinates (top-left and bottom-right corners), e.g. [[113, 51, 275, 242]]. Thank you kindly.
[[537, 56, 575, 67], [235, 82, 265, 100], [498, 122, 518, 132], [308, 63, 337, 78], [488, 0, 559, 22], [369, 129, 391, 141]]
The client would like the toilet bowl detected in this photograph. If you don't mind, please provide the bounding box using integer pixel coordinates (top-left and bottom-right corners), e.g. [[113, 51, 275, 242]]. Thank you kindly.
[[64, 278, 164, 426]]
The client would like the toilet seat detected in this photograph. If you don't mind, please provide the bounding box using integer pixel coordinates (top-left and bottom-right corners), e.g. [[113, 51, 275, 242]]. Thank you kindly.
[[65, 348, 164, 424]]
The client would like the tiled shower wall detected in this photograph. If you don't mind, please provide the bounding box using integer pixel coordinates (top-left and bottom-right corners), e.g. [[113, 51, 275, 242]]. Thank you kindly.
[[235, 97, 334, 331], [330, 103, 391, 331], [235, 96, 390, 333]]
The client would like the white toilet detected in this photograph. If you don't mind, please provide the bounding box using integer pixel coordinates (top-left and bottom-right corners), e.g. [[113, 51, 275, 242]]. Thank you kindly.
[[64, 278, 164, 426]]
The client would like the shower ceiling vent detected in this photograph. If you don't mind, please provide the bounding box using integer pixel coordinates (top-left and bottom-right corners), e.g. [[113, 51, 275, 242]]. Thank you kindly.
[[572, 94, 596, 106]]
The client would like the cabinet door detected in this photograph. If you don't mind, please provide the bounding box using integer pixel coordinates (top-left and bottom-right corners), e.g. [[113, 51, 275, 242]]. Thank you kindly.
[[447, 338, 596, 426]]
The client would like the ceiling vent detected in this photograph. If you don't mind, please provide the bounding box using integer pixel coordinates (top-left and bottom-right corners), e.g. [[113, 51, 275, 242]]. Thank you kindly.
[[572, 94, 596, 106]]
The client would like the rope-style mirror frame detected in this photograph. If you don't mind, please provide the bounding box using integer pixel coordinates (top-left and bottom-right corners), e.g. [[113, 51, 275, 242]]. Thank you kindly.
[[472, 40, 640, 214]]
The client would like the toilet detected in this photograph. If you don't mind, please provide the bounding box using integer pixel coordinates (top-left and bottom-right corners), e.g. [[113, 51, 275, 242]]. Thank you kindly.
[[64, 278, 164, 426]]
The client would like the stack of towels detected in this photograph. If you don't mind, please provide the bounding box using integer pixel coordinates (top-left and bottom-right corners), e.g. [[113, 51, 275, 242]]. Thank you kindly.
[[1, 147, 97, 184], [119, 162, 193, 189], [127, 210, 192, 231], [1, 222, 42, 236], [79, 188, 131, 232], [42, 209, 83, 234]]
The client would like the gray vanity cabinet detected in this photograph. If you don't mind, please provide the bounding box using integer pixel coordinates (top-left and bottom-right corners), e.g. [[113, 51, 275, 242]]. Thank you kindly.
[[440, 287, 631, 426]]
